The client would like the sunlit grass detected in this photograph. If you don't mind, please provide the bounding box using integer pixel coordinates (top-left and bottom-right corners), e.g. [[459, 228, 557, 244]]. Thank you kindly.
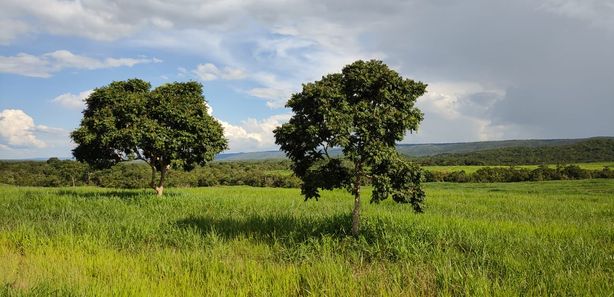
[[1, 180, 613, 296]]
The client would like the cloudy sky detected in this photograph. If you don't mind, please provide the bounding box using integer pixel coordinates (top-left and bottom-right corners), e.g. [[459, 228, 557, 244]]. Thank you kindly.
[[1, 0, 613, 159]]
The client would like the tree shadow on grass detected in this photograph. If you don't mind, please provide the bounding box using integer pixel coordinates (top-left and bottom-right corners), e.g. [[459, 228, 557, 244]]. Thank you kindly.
[[176, 213, 358, 245], [55, 189, 181, 200]]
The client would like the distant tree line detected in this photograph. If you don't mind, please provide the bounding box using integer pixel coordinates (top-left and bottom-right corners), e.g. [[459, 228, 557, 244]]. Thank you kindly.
[[0, 158, 300, 189], [2, 132, 613, 189], [423, 165, 614, 183], [416, 138, 614, 166], [1, 158, 612, 189]]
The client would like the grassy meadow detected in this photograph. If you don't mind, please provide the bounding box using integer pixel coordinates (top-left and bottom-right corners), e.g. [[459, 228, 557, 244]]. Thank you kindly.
[[1, 180, 613, 296]]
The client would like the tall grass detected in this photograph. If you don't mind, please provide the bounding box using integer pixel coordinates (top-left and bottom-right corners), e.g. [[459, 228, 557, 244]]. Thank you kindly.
[[1, 180, 613, 296]]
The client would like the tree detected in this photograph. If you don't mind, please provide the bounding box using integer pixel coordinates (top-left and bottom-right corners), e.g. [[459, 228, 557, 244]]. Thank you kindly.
[[71, 79, 228, 195], [274, 60, 427, 235]]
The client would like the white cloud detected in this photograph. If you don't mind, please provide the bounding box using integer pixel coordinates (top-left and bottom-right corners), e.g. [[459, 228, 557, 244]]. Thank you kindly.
[[204, 102, 213, 115], [0, 109, 47, 148], [246, 72, 297, 108], [192, 63, 247, 81], [52, 90, 93, 110], [0, 19, 30, 45], [242, 18, 382, 108], [0, 109, 71, 158], [220, 114, 291, 152], [206, 103, 287, 152], [192, 64, 218, 81], [2, 0, 275, 43], [0, 50, 161, 78], [408, 82, 508, 143], [2, 0, 137, 41], [191, 63, 296, 108]]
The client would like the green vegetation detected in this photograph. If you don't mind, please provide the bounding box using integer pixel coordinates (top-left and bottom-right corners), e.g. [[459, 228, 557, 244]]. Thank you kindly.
[[423, 162, 614, 173], [3, 137, 612, 190], [396, 138, 593, 157], [214, 137, 614, 162], [0, 159, 301, 189], [418, 138, 614, 165], [2, 159, 612, 189], [1, 180, 613, 295]]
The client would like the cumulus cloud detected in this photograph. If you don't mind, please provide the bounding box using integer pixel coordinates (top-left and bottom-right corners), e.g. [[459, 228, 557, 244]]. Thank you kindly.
[[0, 109, 71, 158], [206, 103, 288, 152], [192, 63, 246, 81], [220, 114, 291, 152], [52, 90, 93, 110], [0, 109, 51, 148], [0, 50, 161, 78]]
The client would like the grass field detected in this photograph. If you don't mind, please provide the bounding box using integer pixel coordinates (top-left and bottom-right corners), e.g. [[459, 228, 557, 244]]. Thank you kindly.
[[1, 180, 613, 296]]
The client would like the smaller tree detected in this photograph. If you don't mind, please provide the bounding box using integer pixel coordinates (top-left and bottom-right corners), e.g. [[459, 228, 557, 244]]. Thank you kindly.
[[71, 79, 228, 195], [274, 60, 427, 235]]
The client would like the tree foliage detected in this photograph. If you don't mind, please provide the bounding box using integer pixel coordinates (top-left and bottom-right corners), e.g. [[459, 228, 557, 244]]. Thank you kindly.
[[274, 60, 427, 235], [71, 79, 227, 195]]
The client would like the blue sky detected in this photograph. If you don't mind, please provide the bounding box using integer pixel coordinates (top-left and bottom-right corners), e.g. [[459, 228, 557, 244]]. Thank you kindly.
[[1, 0, 613, 159]]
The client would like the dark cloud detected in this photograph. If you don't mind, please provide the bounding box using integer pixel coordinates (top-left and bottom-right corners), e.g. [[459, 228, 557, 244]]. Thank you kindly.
[[363, 0, 614, 140]]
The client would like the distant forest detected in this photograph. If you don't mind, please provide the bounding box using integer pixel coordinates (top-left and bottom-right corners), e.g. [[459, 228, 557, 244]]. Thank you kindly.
[[415, 138, 614, 165], [1, 138, 613, 188], [215, 137, 610, 161]]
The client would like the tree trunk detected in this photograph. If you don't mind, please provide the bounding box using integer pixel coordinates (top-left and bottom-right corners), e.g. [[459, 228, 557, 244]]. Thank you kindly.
[[155, 166, 166, 196], [149, 165, 157, 189], [154, 185, 164, 196], [351, 160, 363, 236]]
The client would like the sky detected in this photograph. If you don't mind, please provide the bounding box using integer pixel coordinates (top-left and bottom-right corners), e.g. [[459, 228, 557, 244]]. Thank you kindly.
[[1, 0, 613, 159]]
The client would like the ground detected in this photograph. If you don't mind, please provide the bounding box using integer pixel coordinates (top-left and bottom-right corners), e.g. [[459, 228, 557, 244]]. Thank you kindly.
[[1, 180, 613, 296]]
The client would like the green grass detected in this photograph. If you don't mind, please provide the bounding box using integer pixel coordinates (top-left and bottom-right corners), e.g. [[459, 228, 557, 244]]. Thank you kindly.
[[1, 180, 613, 296]]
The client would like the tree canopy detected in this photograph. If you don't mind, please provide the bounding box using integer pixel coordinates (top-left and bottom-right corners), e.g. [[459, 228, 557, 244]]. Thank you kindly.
[[71, 79, 228, 195], [274, 60, 427, 235]]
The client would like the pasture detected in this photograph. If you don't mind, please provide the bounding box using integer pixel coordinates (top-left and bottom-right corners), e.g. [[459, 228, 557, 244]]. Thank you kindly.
[[1, 180, 613, 296]]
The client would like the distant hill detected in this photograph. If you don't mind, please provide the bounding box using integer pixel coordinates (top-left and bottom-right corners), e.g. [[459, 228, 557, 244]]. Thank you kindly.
[[5, 137, 611, 163], [396, 138, 590, 157], [418, 137, 614, 165], [215, 151, 286, 161], [216, 137, 611, 161]]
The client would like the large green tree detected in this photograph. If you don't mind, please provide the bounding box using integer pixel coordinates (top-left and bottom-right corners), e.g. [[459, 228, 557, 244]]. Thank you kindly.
[[71, 79, 228, 195], [274, 60, 427, 235]]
